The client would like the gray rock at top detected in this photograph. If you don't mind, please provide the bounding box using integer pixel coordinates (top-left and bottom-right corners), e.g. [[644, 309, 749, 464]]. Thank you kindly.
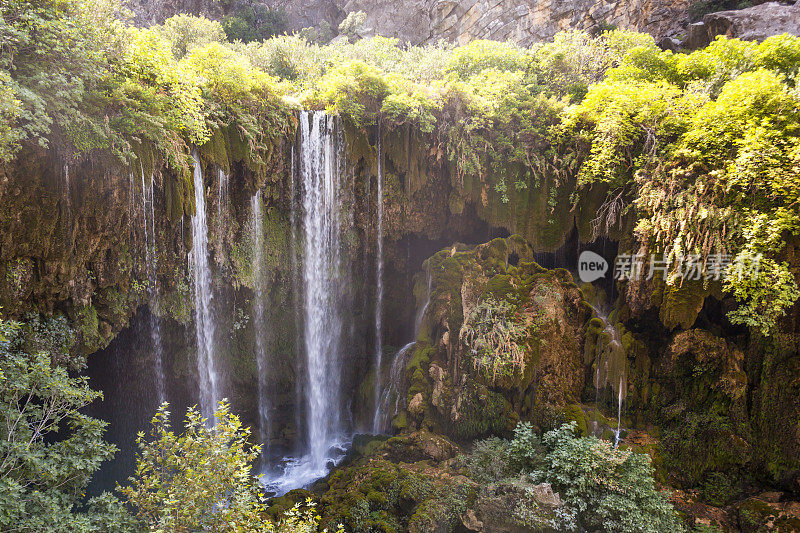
[[341, 0, 689, 45], [126, 0, 690, 43], [704, 1, 800, 42], [681, 2, 800, 49], [126, 0, 799, 49]]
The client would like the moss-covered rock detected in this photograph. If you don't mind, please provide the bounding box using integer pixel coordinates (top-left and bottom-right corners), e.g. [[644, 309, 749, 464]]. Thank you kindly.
[[398, 236, 589, 442]]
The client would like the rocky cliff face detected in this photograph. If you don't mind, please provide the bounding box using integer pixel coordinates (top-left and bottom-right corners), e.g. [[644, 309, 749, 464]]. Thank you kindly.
[[127, 0, 691, 43], [684, 1, 800, 49], [344, 0, 689, 45]]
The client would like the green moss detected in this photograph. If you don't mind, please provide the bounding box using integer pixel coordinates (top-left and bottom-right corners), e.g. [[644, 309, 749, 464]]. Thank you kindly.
[[392, 411, 408, 431], [448, 382, 516, 441], [73, 304, 102, 354], [198, 126, 231, 172], [737, 498, 774, 531], [483, 274, 515, 301], [658, 278, 711, 330], [563, 404, 588, 436]]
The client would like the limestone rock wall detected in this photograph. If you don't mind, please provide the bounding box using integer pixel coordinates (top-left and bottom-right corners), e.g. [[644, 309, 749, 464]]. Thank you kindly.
[[127, 0, 690, 43], [345, 0, 689, 45]]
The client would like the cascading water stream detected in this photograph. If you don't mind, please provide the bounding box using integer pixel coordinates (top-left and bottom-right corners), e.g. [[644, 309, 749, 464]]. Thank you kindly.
[[372, 127, 385, 434], [189, 151, 220, 422], [302, 111, 344, 467], [375, 266, 432, 432], [587, 297, 627, 444], [141, 167, 165, 403], [251, 190, 271, 460], [262, 111, 349, 495], [614, 375, 624, 447]]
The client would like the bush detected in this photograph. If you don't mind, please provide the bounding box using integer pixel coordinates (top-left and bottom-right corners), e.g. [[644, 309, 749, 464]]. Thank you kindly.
[[338, 11, 367, 42], [462, 437, 513, 482], [527, 423, 683, 532], [155, 14, 227, 58], [121, 401, 266, 531]]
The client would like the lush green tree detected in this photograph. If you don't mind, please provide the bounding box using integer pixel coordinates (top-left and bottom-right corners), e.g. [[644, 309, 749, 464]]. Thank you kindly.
[[222, 4, 287, 44], [0, 317, 132, 532], [0, 71, 22, 161], [155, 14, 227, 59], [0, 0, 120, 159], [572, 36, 800, 335], [338, 10, 367, 42], [121, 401, 265, 531]]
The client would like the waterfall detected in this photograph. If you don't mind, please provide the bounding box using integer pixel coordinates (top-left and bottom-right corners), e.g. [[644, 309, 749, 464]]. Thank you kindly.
[[189, 152, 220, 421], [289, 145, 304, 448], [141, 167, 165, 403], [251, 190, 270, 459], [262, 111, 350, 495], [301, 111, 346, 467], [372, 127, 385, 433], [63, 163, 71, 212], [217, 168, 229, 245], [614, 375, 624, 447]]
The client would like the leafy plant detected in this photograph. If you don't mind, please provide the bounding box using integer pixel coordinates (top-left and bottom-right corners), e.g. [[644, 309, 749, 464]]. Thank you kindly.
[[338, 11, 367, 42], [222, 4, 288, 44], [0, 318, 131, 532], [529, 423, 683, 532], [460, 296, 531, 382], [121, 401, 266, 531]]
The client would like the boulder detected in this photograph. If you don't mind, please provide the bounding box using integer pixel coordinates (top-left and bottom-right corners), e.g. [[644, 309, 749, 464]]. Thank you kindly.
[[681, 1, 800, 49], [704, 2, 800, 42], [469, 479, 562, 532], [684, 21, 711, 49]]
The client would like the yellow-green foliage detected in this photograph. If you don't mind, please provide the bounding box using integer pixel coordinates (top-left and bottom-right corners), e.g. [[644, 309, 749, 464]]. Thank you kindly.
[[154, 14, 227, 59], [573, 34, 800, 335], [2, 0, 798, 335], [121, 401, 337, 532], [315, 61, 389, 128], [0, 71, 21, 161]]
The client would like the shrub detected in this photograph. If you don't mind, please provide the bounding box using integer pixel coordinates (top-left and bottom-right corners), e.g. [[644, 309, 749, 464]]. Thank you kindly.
[[529, 423, 683, 532], [338, 11, 367, 42], [460, 296, 531, 382], [462, 437, 513, 482], [155, 14, 227, 58], [121, 401, 266, 531]]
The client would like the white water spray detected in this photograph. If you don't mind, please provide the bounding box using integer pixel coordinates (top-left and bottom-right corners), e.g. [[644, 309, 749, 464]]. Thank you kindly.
[[587, 294, 627, 444], [262, 112, 350, 494], [301, 111, 346, 466], [251, 190, 271, 457], [141, 167, 165, 403], [614, 375, 624, 447], [189, 152, 220, 421], [372, 127, 385, 433], [374, 266, 432, 432]]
